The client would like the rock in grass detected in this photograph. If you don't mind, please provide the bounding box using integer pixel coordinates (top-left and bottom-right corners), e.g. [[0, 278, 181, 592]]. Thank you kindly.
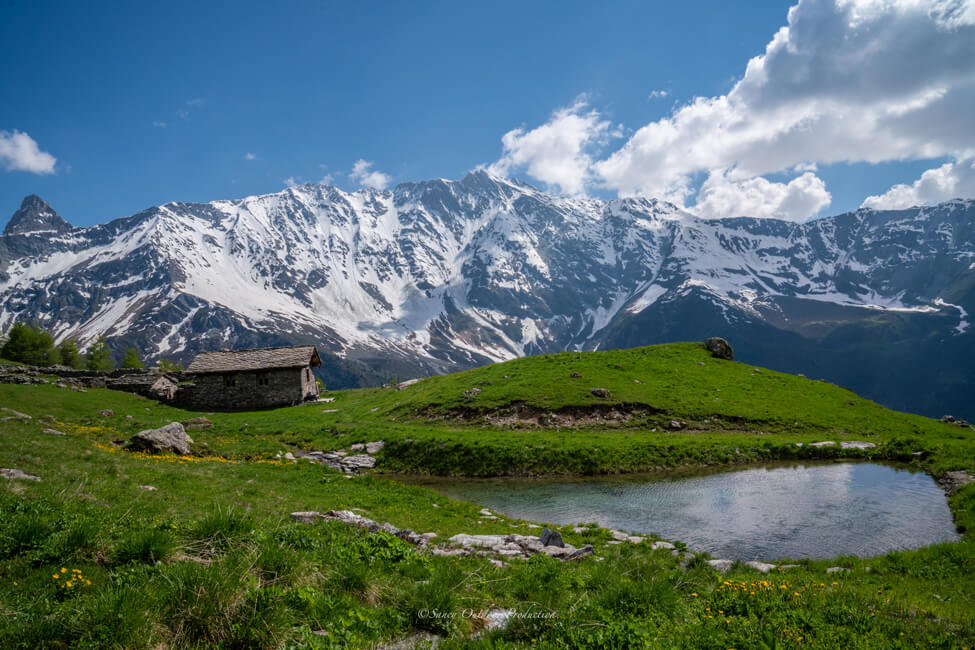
[[810, 441, 836, 447], [181, 417, 212, 430], [839, 441, 876, 449], [42, 428, 66, 436], [707, 559, 734, 571], [341, 454, 376, 472], [704, 337, 734, 360], [290, 511, 325, 523], [540, 527, 565, 548], [99, 409, 115, 417], [125, 422, 194, 455], [589, 388, 612, 399], [745, 561, 777, 573], [365, 441, 385, 454], [826, 566, 850, 574], [651, 541, 675, 550], [0, 408, 31, 420], [449, 534, 508, 548], [565, 544, 594, 561], [938, 470, 975, 495], [137, 485, 157, 491], [1, 468, 41, 481]]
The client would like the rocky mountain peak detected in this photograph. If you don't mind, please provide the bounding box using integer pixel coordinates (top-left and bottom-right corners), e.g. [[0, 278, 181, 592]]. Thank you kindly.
[[3, 195, 73, 235]]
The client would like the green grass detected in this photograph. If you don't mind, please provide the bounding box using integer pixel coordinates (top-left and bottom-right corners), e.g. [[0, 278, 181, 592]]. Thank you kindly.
[[0, 342, 973, 647]]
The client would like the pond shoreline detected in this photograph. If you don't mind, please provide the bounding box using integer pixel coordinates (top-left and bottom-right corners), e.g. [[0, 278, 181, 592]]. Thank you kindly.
[[391, 461, 962, 562]]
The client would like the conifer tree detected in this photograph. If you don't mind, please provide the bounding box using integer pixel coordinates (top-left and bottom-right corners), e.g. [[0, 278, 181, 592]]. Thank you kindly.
[[57, 338, 85, 369], [120, 346, 144, 369], [1, 322, 59, 366], [85, 335, 115, 371]]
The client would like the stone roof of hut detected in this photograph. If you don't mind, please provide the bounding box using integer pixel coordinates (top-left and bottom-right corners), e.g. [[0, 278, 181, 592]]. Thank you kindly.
[[186, 346, 321, 374]]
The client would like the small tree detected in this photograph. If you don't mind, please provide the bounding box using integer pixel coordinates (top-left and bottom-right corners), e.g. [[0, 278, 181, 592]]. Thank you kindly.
[[120, 346, 144, 369], [86, 335, 115, 371], [1, 321, 59, 366], [57, 338, 85, 369]]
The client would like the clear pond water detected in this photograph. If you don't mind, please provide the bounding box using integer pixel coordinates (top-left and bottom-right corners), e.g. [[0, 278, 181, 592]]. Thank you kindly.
[[413, 463, 959, 560]]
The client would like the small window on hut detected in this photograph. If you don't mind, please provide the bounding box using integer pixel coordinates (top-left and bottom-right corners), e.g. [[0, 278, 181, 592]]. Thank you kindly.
[[223, 374, 236, 387], [257, 373, 269, 386]]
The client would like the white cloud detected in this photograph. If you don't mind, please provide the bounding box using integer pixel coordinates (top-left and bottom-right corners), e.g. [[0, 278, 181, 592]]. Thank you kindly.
[[244, 152, 258, 161], [152, 121, 167, 128], [320, 173, 334, 185], [694, 169, 832, 221], [582, 0, 975, 218], [349, 159, 391, 190], [861, 158, 975, 209], [283, 176, 297, 187], [488, 98, 617, 195], [0, 130, 56, 174], [648, 90, 669, 100], [186, 98, 207, 107]]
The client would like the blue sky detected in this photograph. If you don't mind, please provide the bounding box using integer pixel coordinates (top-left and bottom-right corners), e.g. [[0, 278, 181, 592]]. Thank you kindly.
[[1, 0, 973, 228]]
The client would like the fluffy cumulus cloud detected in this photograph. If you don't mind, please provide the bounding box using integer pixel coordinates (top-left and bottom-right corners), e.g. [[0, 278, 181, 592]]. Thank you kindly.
[[349, 159, 391, 190], [490, 0, 975, 220], [861, 158, 975, 209], [695, 170, 831, 221], [0, 130, 56, 174], [488, 98, 619, 195]]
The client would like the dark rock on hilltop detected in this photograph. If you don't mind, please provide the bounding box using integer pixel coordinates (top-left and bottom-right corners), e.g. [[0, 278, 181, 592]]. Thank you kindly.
[[705, 337, 734, 360]]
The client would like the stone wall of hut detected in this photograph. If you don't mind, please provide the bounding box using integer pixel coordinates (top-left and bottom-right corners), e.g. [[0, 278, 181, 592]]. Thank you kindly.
[[177, 366, 319, 410]]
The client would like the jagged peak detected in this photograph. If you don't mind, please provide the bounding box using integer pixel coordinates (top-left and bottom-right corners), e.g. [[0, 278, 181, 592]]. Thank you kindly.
[[3, 195, 73, 235]]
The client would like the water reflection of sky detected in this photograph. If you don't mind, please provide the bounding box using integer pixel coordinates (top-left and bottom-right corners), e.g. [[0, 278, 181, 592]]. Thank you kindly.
[[422, 463, 959, 560]]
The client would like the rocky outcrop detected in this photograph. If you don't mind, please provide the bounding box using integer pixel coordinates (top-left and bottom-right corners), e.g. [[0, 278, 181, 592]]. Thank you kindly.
[[291, 510, 436, 547], [937, 470, 974, 496], [181, 417, 212, 430], [125, 422, 194, 455], [447, 533, 593, 561], [589, 388, 612, 399], [294, 442, 384, 473], [704, 337, 734, 360], [292, 510, 595, 562], [1, 468, 41, 481], [839, 441, 876, 449], [0, 408, 31, 421]]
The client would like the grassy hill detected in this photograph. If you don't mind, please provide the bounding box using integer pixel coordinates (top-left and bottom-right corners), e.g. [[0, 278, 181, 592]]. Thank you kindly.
[[0, 342, 973, 647]]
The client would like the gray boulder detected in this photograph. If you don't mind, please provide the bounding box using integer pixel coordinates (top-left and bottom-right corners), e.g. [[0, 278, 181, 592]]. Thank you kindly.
[[704, 337, 734, 360], [125, 422, 194, 455], [540, 527, 565, 548], [182, 417, 212, 430], [341, 454, 376, 472], [589, 388, 612, 399]]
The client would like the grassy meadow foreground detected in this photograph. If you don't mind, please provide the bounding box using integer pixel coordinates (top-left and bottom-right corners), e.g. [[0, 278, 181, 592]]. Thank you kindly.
[[0, 342, 973, 648]]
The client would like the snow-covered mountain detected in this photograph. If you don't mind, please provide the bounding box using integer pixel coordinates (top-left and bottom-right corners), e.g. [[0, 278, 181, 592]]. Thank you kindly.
[[2, 171, 973, 417]]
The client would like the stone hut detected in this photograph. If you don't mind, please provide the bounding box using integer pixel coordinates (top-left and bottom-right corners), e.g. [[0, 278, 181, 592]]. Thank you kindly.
[[180, 345, 322, 410], [108, 373, 178, 401]]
